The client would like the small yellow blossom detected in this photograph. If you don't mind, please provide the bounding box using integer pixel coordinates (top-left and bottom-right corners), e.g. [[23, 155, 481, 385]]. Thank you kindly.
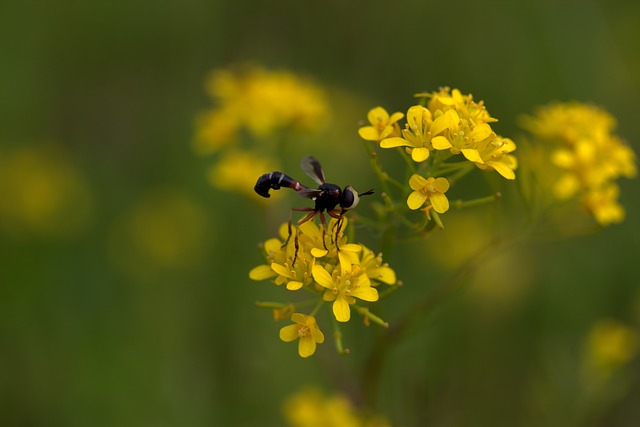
[[426, 87, 497, 126], [582, 184, 625, 226], [380, 105, 452, 162], [407, 175, 450, 214], [250, 225, 315, 291], [298, 217, 361, 259], [430, 109, 494, 160], [473, 135, 518, 180], [582, 318, 638, 385], [356, 245, 397, 286], [358, 106, 404, 143], [279, 313, 325, 358], [312, 258, 379, 322]]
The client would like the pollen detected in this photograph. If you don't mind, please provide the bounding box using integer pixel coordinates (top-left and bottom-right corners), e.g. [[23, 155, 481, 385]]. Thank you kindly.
[[297, 325, 310, 338]]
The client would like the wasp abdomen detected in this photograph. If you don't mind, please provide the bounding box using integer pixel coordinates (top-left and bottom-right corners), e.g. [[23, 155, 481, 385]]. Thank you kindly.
[[254, 172, 301, 198]]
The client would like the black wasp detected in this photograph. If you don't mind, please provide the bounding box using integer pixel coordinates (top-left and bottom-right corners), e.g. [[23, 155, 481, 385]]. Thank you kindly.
[[254, 156, 374, 265]]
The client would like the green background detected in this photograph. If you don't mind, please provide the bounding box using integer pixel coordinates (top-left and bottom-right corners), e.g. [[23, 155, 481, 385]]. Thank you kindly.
[[1, 0, 639, 426]]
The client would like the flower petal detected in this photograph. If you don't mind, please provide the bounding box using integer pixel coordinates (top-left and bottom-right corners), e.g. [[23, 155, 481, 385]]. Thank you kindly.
[[432, 177, 450, 193], [271, 262, 292, 278], [409, 174, 427, 190], [351, 286, 379, 302], [484, 161, 516, 180], [367, 106, 389, 125], [431, 136, 452, 150], [249, 265, 277, 281], [389, 112, 405, 123], [339, 243, 361, 252], [380, 137, 410, 148], [358, 126, 379, 141], [469, 123, 492, 141], [407, 191, 427, 210], [461, 148, 484, 163], [310, 247, 328, 258], [368, 266, 396, 284], [312, 265, 334, 289], [411, 147, 430, 162], [298, 336, 316, 358], [291, 313, 307, 324], [333, 298, 351, 322], [431, 109, 459, 136], [311, 328, 325, 343], [279, 325, 299, 342], [430, 193, 450, 213], [286, 280, 304, 291]]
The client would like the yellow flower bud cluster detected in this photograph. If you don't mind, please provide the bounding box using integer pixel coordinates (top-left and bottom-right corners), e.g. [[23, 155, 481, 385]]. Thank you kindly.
[[522, 102, 636, 225]]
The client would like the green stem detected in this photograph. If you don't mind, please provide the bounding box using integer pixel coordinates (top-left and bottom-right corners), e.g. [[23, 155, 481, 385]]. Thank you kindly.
[[451, 192, 502, 209], [310, 299, 324, 317]]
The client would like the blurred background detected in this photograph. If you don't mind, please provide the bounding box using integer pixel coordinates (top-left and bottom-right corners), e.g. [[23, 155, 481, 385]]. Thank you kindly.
[[1, 0, 639, 426]]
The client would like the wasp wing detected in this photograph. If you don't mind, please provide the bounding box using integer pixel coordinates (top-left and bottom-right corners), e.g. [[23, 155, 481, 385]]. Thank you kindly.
[[300, 156, 326, 185], [297, 187, 323, 200]]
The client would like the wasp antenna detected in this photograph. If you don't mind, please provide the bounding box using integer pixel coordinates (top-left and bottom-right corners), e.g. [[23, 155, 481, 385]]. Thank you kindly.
[[361, 189, 375, 196]]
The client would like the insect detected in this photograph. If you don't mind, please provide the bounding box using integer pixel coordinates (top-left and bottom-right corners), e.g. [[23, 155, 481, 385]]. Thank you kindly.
[[254, 156, 374, 265]]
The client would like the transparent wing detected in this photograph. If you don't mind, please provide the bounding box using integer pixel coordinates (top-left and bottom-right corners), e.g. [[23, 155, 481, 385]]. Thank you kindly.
[[300, 156, 325, 185], [297, 187, 323, 200]]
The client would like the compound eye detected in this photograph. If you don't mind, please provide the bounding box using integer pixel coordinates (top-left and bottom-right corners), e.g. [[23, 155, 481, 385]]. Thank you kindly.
[[341, 186, 360, 210]]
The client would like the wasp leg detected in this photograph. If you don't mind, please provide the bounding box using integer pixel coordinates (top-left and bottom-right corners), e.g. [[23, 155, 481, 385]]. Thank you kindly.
[[292, 209, 317, 266], [284, 207, 314, 248], [318, 212, 329, 251], [327, 209, 345, 251]]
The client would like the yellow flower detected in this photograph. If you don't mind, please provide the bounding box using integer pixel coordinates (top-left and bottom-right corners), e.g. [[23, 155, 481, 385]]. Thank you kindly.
[[582, 184, 625, 226], [279, 313, 325, 358], [312, 258, 379, 322], [207, 149, 280, 199], [358, 106, 404, 143], [407, 174, 450, 214], [250, 223, 312, 289], [380, 105, 452, 162], [297, 217, 360, 259], [472, 135, 518, 180], [430, 109, 494, 160], [426, 87, 497, 125], [355, 245, 397, 286], [271, 254, 315, 291], [249, 237, 288, 282]]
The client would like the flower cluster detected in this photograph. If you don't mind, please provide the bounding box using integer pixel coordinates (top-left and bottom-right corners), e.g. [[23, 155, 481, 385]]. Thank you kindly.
[[282, 386, 391, 427], [361, 88, 517, 180], [250, 218, 397, 357], [193, 64, 330, 198], [521, 102, 636, 225], [358, 88, 516, 226]]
